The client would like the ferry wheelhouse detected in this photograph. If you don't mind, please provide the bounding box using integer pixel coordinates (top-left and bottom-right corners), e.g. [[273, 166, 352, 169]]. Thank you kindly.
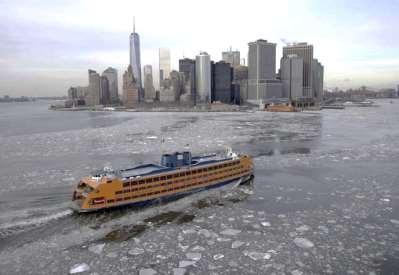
[[72, 150, 254, 212]]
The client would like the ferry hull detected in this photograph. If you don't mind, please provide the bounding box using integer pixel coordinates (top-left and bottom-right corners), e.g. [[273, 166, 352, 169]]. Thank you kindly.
[[75, 174, 253, 213]]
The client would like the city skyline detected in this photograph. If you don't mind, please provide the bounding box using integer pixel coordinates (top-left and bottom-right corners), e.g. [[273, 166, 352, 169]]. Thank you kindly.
[[0, 0, 398, 96]]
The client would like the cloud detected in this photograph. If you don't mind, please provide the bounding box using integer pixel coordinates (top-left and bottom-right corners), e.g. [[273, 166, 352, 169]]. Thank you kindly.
[[0, 0, 398, 95]]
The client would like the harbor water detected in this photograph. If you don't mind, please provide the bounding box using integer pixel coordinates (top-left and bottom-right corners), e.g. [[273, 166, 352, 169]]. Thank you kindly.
[[0, 100, 398, 274]]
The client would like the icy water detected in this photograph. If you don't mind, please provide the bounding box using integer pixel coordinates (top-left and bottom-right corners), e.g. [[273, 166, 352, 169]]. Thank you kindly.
[[0, 100, 398, 274]]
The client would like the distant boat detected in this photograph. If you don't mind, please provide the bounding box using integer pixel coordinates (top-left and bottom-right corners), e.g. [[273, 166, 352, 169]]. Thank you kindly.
[[343, 101, 376, 107], [322, 105, 345, 110]]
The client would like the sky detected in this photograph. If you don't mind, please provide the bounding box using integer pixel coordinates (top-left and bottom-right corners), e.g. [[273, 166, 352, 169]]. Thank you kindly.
[[0, 0, 398, 96]]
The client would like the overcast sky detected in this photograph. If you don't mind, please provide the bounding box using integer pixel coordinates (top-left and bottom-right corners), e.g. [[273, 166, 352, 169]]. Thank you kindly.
[[0, 0, 398, 96]]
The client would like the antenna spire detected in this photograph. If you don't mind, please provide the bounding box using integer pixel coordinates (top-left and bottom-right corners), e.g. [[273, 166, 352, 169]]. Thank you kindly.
[[133, 16, 135, 33]]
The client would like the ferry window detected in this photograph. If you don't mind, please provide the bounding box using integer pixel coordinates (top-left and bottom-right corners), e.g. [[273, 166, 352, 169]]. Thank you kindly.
[[123, 182, 130, 187], [115, 191, 123, 195], [179, 173, 184, 177], [146, 178, 153, 183], [125, 197, 131, 200], [107, 180, 113, 183], [107, 199, 114, 203], [153, 177, 159, 181], [139, 180, 145, 185], [167, 175, 172, 179], [131, 181, 137, 186], [161, 176, 166, 180], [124, 189, 130, 193]]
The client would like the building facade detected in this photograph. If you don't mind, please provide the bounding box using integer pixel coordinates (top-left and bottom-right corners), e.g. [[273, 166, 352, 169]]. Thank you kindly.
[[123, 65, 139, 108], [129, 20, 142, 89], [179, 58, 196, 102], [143, 65, 155, 102], [159, 48, 171, 82], [312, 58, 324, 103], [159, 71, 184, 103], [212, 61, 233, 103], [195, 52, 212, 103], [283, 43, 314, 98], [222, 49, 240, 67], [87, 69, 101, 106], [233, 65, 248, 104], [280, 54, 303, 100], [102, 67, 118, 104], [100, 76, 111, 105], [247, 39, 279, 102]]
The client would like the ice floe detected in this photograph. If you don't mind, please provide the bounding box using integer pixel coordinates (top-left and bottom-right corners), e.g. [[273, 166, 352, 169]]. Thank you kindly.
[[88, 243, 105, 254], [139, 268, 157, 275], [69, 263, 90, 274], [293, 237, 314, 249], [179, 261, 196, 268], [220, 229, 241, 236]]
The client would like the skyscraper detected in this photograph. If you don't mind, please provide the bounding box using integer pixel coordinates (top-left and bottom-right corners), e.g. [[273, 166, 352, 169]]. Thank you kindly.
[[247, 39, 281, 101], [159, 48, 171, 81], [143, 65, 155, 102], [222, 49, 240, 67], [102, 67, 118, 103], [195, 52, 211, 103], [280, 54, 303, 100], [87, 69, 101, 106], [123, 65, 139, 108], [100, 76, 110, 105], [212, 61, 233, 103], [283, 43, 314, 98], [312, 58, 324, 103], [129, 17, 142, 89], [179, 58, 196, 98]]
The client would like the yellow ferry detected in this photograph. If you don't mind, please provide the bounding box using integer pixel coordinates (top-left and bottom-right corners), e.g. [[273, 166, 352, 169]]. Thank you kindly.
[[72, 150, 254, 212]]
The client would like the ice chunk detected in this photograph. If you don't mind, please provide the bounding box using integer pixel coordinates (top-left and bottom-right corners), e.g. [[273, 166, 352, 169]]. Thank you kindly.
[[198, 229, 212, 238], [390, 219, 399, 225], [106, 252, 118, 258], [213, 254, 224, 260], [191, 245, 205, 251], [291, 270, 303, 275], [182, 229, 196, 234], [231, 241, 245, 249], [173, 268, 186, 275], [295, 225, 310, 232], [293, 237, 314, 249], [88, 243, 105, 254], [245, 251, 271, 261], [318, 225, 329, 233], [220, 229, 241, 236], [146, 136, 158, 139], [139, 268, 157, 275], [128, 247, 145, 255], [179, 261, 196, 268], [69, 263, 90, 274], [261, 222, 271, 227], [217, 236, 231, 242], [241, 188, 254, 195], [186, 252, 202, 261]]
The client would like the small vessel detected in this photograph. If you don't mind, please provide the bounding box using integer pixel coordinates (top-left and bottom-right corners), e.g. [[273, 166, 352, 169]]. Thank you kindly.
[[72, 150, 254, 213], [265, 103, 297, 112], [321, 104, 345, 110]]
